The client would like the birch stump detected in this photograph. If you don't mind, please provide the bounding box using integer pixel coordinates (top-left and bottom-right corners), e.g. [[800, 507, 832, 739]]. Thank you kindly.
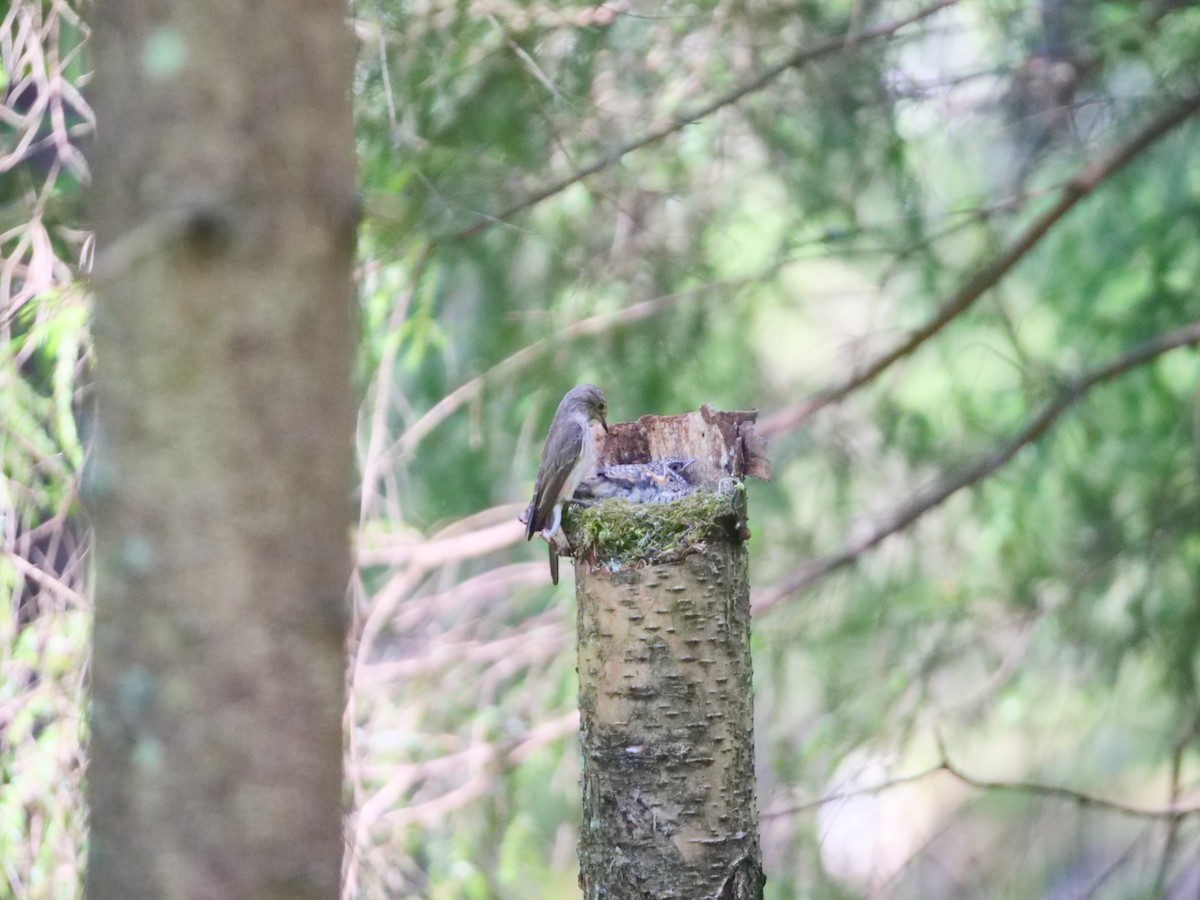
[[566, 406, 771, 899]]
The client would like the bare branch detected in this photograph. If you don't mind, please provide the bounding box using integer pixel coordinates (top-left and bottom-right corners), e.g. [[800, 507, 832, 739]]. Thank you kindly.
[[1152, 712, 1200, 892], [761, 762, 946, 818], [358, 243, 432, 523], [351, 710, 578, 834], [938, 753, 1200, 820], [358, 505, 526, 569], [761, 85, 1200, 438], [3, 549, 88, 607], [756, 318, 1200, 611], [764, 752, 1200, 822], [449, 0, 959, 242]]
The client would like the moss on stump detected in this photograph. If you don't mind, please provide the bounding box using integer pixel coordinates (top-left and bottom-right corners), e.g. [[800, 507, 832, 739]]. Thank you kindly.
[[562, 482, 747, 570]]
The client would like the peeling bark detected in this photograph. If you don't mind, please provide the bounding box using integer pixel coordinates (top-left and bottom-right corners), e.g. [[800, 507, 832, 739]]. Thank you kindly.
[[595, 405, 772, 486]]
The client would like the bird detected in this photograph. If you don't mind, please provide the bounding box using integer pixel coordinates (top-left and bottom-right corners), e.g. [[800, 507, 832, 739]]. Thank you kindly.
[[525, 384, 609, 584]]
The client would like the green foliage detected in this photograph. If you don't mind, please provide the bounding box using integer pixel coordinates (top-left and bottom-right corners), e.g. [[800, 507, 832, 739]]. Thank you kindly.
[[8, 0, 1200, 895], [0, 299, 88, 900]]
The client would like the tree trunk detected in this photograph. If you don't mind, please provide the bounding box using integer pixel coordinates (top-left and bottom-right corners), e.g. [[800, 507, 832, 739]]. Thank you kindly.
[[85, 2, 357, 898], [570, 408, 769, 899]]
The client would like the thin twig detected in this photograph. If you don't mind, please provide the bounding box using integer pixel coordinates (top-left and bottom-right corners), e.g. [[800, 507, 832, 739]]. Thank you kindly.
[[353, 710, 578, 832], [387, 280, 723, 461], [1153, 712, 1200, 893], [764, 752, 1200, 822], [756, 318, 1200, 610], [940, 754, 1200, 820], [449, 0, 959, 242], [1077, 827, 1155, 899], [358, 243, 432, 522], [760, 85, 1200, 438], [3, 550, 87, 607], [762, 762, 947, 818]]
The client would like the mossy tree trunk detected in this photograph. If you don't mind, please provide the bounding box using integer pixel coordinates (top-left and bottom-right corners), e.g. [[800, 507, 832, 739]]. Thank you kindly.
[[570, 408, 769, 899], [85, 2, 357, 897]]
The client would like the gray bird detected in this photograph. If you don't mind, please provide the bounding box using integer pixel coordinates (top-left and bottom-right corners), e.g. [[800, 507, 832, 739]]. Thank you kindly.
[[524, 384, 609, 584]]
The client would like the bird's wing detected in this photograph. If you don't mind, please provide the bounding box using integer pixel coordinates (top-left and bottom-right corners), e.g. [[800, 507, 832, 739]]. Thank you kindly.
[[526, 419, 585, 539]]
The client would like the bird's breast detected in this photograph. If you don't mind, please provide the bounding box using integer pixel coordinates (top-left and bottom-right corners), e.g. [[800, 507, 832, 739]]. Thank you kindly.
[[559, 424, 595, 502]]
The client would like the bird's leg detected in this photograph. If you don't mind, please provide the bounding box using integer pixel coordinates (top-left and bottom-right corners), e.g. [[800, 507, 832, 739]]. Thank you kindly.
[[548, 527, 571, 555]]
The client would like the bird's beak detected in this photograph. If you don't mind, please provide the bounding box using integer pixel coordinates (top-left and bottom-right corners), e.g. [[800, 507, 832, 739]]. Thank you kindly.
[[600, 416, 609, 434]]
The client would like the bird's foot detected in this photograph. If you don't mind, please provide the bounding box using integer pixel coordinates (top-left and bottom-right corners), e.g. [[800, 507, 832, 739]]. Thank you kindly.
[[537, 526, 571, 555]]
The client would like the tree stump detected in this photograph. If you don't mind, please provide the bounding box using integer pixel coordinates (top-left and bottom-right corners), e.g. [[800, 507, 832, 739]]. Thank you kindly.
[[566, 406, 770, 899]]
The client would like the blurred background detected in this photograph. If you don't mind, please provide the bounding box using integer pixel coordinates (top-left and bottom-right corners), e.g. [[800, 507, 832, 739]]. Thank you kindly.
[[4, 0, 1200, 896]]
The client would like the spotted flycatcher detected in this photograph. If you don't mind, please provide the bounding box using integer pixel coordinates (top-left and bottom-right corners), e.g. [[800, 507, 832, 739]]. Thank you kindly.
[[525, 384, 609, 583]]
